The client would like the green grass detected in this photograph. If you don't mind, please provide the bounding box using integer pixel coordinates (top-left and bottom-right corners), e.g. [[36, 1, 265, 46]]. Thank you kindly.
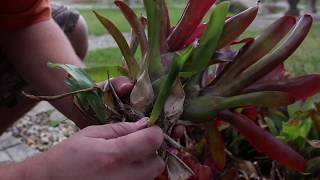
[[85, 24, 320, 77], [85, 47, 142, 67], [85, 48, 123, 67], [79, 7, 185, 36], [79, 6, 234, 36], [285, 24, 320, 76]]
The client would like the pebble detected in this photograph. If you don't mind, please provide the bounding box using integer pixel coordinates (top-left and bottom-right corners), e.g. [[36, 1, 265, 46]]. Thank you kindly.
[[8, 103, 79, 152]]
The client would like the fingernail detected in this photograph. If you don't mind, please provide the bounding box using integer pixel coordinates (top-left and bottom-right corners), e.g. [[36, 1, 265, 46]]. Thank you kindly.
[[136, 117, 149, 128]]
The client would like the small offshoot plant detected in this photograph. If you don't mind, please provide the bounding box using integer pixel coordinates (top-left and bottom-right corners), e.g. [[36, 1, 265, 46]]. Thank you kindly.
[[25, 0, 320, 179]]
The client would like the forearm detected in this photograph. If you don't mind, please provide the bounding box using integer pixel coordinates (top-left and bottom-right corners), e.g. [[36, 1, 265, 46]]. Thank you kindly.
[[0, 19, 95, 128], [0, 155, 48, 180]]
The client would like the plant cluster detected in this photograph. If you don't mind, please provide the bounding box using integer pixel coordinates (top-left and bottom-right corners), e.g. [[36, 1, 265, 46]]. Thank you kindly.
[[30, 0, 320, 179]]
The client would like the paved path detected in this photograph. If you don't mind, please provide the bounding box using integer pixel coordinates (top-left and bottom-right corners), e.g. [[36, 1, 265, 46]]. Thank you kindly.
[[0, 102, 55, 164], [88, 32, 131, 50], [0, 133, 39, 163]]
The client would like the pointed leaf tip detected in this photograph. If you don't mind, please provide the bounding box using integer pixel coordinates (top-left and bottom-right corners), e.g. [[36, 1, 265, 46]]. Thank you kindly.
[[220, 111, 307, 172], [93, 11, 140, 80]]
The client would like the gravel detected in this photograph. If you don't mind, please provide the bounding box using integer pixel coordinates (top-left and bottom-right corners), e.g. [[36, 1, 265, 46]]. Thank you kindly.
[[8, 102, 79, 152]]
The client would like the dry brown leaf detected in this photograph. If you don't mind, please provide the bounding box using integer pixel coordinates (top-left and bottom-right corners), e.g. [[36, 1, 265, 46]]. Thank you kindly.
[[167, 152, 194, 180], [236, 160, 259, 180], [164, 79, 185, 121], [130, 71, 154, 113]]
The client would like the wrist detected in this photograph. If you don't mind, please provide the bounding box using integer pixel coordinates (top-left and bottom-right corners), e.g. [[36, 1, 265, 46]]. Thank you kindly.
[[0, 162, 23, 180], [14, 153, 51, 180]]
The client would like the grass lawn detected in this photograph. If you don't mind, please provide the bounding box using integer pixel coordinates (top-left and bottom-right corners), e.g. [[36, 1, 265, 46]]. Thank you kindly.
[[79, 6, 234, 36], [79, 7, 185, 36], [85, 23, 320, 76]]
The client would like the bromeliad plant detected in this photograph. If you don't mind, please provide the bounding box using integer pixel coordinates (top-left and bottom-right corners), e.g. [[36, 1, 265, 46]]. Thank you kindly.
[[28, 0, 320, 179]]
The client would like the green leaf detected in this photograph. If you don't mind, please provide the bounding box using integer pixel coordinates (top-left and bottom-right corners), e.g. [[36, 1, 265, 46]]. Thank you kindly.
[[48, 120, 60, 128], [48, 63, 94, 88], [280, 118, 313, 142], [149, 47, 193, 125], [142, 0, 164, 80], [149, 59, 179, 125], [300, 118, 313, 138], [182, 91, 295, 122], [48, 63, 107, 123], [182, 2, 230, 76], [265, 117, 279, 135], [84, 65, 128, 82], [94, 11, 140, 80]]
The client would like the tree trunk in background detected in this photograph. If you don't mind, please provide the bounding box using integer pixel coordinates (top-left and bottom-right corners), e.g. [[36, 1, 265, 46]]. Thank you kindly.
[[286, 0, 300, 16]]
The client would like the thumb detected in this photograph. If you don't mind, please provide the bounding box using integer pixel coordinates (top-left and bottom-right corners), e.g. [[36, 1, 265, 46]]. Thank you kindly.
[[80, 118, 149, 139], [96, 76, 134, 98]]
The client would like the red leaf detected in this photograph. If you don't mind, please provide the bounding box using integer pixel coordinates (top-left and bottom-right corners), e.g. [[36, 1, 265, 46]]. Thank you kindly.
[[167, 0, 216, 51], [184, 23, 207, 46], [194, 165, 214, 180], [242, 105, 258, 121], [206, 122, 226, 171], [230, 37, 255, 45], [218, 6, 258, 48], [160, 0, 171, 53], [213, 15, 312, 96], [214, 16, 296, 90], [243, 75, 320, 100], [219, 110, 307, 172], [255, 63, 286, 83], [114, 0, 148, 55], [218, 169, 238, 180]]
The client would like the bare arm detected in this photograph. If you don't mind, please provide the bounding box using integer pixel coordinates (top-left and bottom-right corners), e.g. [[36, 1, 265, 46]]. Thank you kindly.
[[0, 19, 133, 128]]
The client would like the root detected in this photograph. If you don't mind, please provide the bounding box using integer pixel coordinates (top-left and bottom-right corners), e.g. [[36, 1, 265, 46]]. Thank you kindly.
[[22, 87, 98, 101]]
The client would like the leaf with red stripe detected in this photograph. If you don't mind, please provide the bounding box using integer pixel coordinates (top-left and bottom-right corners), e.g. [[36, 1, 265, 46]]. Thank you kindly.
[[214, 16, 296, 91], [167, 0, 216, 51], [218, 6, 258, 48], [114, 0, 148, 56], [219, 110, 307, 172], [215, 15, 313, 96], [243, 75, 320, 100]]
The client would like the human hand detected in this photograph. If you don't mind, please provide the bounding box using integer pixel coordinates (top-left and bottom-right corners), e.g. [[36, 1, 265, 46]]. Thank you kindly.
[[21, 118, 165, 180]]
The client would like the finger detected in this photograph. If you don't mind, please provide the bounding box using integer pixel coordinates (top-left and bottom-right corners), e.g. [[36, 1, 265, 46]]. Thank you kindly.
[[105, 126, 164, 162], [79, 118, 148, 139], [97, 76, 134, 98], [111, 76, 134, 97]]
